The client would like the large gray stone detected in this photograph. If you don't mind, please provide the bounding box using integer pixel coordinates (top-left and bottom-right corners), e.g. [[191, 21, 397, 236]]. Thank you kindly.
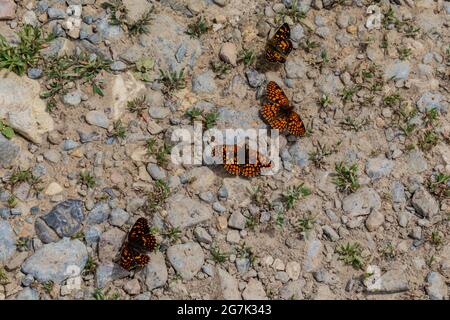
[[42, 199, 85, 238], [0, 134, 20, 167], [167, 194, 212, 229], [139, 251, 168, 290], [0, 220, 16, 264], [166, 242, 204, 280]]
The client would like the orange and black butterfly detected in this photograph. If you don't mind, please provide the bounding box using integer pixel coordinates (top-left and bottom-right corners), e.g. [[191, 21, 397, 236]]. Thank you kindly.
[[265, 23, 293, 63], [216, 145, 272, 177], [261, 81, 306, 136], [119, 217, 157, 271]]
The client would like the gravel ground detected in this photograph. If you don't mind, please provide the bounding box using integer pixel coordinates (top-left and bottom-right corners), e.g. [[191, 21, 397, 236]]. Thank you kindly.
[[0, 0, 449, 300]]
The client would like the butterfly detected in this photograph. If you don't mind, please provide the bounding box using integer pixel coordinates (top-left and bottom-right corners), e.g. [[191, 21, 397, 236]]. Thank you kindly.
[[119, 217, 157, 271], [261, 81, 306, 136], [265, 23, 293, 63], [215, 145, 272, 177]]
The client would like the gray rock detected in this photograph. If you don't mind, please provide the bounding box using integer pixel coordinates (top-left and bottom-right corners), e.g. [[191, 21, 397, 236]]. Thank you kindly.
[[194, 226, 212, 244], [242, 278, 267, 300], [275, 271, 290, 283], [140, 252, 168, 290], [47, 7, 66, 19], [411, 187, 439, 219], [27, 68, 43, 79], [95, 17, 123, 40], [425, 272, 448, 300], [416, 92, 448, 112], [146, 163, 167, 180], [366, 269, 409, 293], [315, 26, 330, 38], [62, 139, 79, 151], [0, 208, 10, 219], [289, 142, 309, 167], [32, 163, 46, 177], [0, 220, 16, 264], [342, 188, 381, 217], [235, 258, 250, 273], [35, 218, 60, 243], [407, 150, 428, 173], [228, 212, 246, 230], [109, 208, 129, 227], [148, 106, 170, 119], [365, 210, 385, 232], [391, 181, 406, 207], [21, 238, 88, 283], [98, 228, 126, 263], [279, 280, 304, 300], [40, 37, 73, 57], [218, 185, 229, 199], [192, 71, 217, 93], [95, 262, 129, 289], [84, 225, 101, 245], [291, 24, 305, 42], [202, 264, 215, 277], [15, 288, 39, 300], [44, 149, 61, 163], [285, 57, 306, 79], [21, 274, 34, 287], [303, 240, 323, 272], [167, 194, 212, 229], [85, 111, 109, 129], [322, 225, 339, 241], [110, 61, 127, 71], [87, 202, 110, 224], [218, 268, 241, 299], [167, 242, 204, 280], [384, 60, 410, 80], [245, 69, 265, 88], [213, 202, 226, 213], [62, 91, 82, 106], [0, 134, 20, 167], [199, 191, 215, 203], [365, 156, 393, 180], [77, 129, 100, 143], [43, 199, 84, 238]]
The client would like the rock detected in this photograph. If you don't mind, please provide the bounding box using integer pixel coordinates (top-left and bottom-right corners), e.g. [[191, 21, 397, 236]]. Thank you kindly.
[[416, 92, 448, 112], [44, 182, 63, 196], [192, 71, 217, 94], [222, 178, 253, 207], [242, 279, 267, 300], [146, 163, 167, 180], [226, 230, 240, 244], [322, 225, 339, 241], [186, 167, 216, 193], [303, 240, 323, 272], [98, 228, 126, 263], [62, 91, 82, 106], [43, 149, 61, 163], [194, 227, 212, 244], [0, 134, 20, 167], [384, 60, 410, 80], [123, 279, 140, 295], [148, 106, 170, 119], [365, 156, 393, 180], [365, 210, 385, 231], [40, 38, 75, 57], [342, 188, 381, 217], [21, 238, 87, 283], [219, 43, 237, 66], [62, 139, 79, 151], [27, 68, 43, 79], [34, 218, 59, 244], [279, 280, 304, 300], [0, 0, 16, 20], [285, 56, 306, 79], [95, 17, 123, 40], [85, 111, 109, 129], [87, 202, 110, 225], [235, 258, 250, 273], [286, 261, 301, 280], [425, 272, 448, 300], [411, 187, 439, 219], [217, 268, 241, 299], [291, 24, 305, 42], [0, 221, 16, 264], [167, 194, 212, 229], [84, 226, 101, 245], [48, 7, 66, 19], [15, 288, 39, 300], [391, 181, 406, 208], [42, 200, 84, 238], [407, 150, 428, 173], [167, 242, 204, 280], [245, 69, 265, 88], [0, 70, 54, 144], [140, 251, 168, 290], [95, 262, 129, 289], [87, 72, 145, 121], [213, 0, 228, 6], [109, 208, 129, 227], [365, 266, 409, 293], [228, 212, 246, 230], [110, 61, 127, 72]]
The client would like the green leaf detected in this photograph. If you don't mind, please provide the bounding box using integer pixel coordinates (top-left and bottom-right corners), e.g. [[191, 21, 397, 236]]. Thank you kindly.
[[92, 83, 104, 97], [1, 127, 14, 139]]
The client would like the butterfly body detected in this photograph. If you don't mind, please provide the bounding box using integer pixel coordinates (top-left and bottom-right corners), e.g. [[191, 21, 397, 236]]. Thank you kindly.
[[261, 81, 306, 136], [119, 217, 157, 271], [265, 23, 293, 63]]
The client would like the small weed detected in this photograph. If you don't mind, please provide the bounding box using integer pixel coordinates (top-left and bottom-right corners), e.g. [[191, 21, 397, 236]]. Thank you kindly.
[[111, 120, 127, 140], [16, 237, 30, 251], [238, 49, 256, 66], [275, 210, 285, 228], [101, 0, 128, 28], [146, 139, 172, 167], [398, 47, 412, 61], [430, 230, 444, 247], [423, 108, 439, 127], [236, 243, 256, 266], [42, 280, 54, 294], [297, 213, 316, 235], [146, 179, 170, 211], [79, 171, 95, 189], [382, 7, 402, 29], [278, 0, 306, 24], [70, 231, 85, 241], [380, 242, 396, 259], [0, 267, 9, 285], [127, 96, 148, 117], [7, 195, 17, 208], [283, 183, 311, 210], [340, 116, 367, 132], [134, 57, 154, 82], [203, 111, 219, 129], [128, 9, 153, 36], [251, 185, 271, 208], [185, 107, 203, 121], [0, 120, 15, 139], [146, 138, 157, 155], [245, 214, 259, 230], [308, 141, 341, 169], [93, 288, 120, 300], [210, 246, 228, 264], [164, 227, 182, 242], [427, 172, 450, 200], [211, 61, 231, 78], [418, 130, 439, 152], [319, 94, 332, 109], [159, 68, 186, 93], [403, 24, 420, 38], [9, 169, 32, 185], [334, 162, 360, 193], [302, 38, 319, 53], [186, 16, 209, 38], [83, 256, 97, 275], [341, 86, 358, 102], [337, 242, 364, 270], [383, 93, 402, 108]]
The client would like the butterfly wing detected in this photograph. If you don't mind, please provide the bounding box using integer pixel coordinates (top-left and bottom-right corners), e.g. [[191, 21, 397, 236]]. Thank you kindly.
[[266, 81, 289, 106], [286, 111, 306, 136], [265, 23, 293, 63], [119, 242, 150, 271], [128, 217, 157, 251], [262, 104, 289, 131]]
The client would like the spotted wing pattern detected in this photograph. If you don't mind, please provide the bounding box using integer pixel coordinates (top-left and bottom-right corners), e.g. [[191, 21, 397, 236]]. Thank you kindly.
[[265, 23, 293, 63], [119, 217, 157, 271], [221, 145, 272, 177]]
